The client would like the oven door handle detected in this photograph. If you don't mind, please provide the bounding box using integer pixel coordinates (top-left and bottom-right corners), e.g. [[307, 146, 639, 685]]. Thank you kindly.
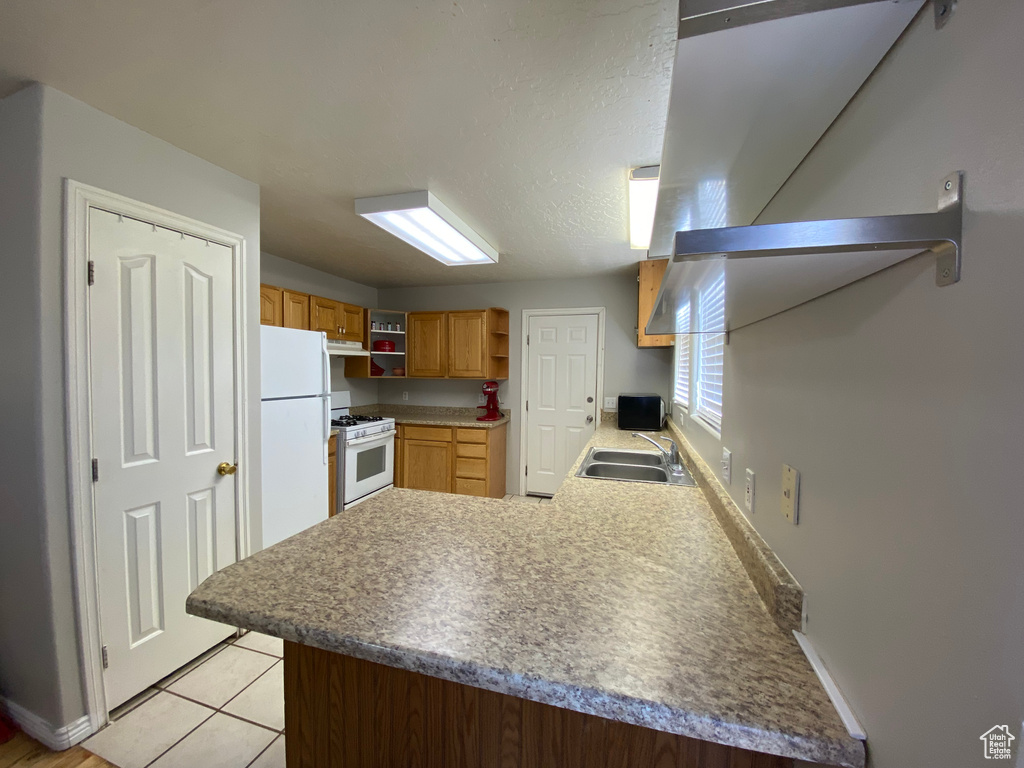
[[345, 431, 395, 448]]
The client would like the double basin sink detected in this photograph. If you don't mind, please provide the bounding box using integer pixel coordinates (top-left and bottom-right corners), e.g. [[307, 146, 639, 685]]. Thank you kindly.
[[575, 448, 696, 487]]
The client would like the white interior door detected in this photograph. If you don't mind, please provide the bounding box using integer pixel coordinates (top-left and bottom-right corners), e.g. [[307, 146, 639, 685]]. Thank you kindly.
[[88, 208, 238, 710], [525, 314, 600, 496]]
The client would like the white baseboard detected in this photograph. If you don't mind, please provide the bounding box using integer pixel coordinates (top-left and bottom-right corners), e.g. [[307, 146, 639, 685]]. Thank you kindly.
[[1, 696, 94, 750]]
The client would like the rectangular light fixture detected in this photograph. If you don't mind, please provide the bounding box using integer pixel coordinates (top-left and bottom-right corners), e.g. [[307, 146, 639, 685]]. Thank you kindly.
[[629, 165, 660, 250], [355, 191, 498, 266]]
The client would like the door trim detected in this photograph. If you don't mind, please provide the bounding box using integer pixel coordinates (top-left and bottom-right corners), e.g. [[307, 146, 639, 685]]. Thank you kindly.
[[518, 307, 606, 497], [64, 180, 251, 733]]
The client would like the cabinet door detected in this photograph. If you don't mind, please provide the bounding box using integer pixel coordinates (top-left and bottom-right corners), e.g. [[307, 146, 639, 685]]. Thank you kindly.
[[402, 439, 451, 492], [448, 311, 487, 378], [638, 259, 674, 348], [260, 284, 284, 326], [394, 431, 404, 489], [340, 304, 364, 342], [328, 436, 338, 517], [283, 290, 310, 330], [310, 296, 342, 339], [407, 312, 447, 378]]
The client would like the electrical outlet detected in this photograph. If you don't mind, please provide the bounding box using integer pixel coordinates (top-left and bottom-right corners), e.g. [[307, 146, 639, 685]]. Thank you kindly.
[[782, 464, 800, 524], [744, 469, 755, 512], [604, 397, 617, 410], [721, 448, 732, 484], [402, 391, 409, 401], [478, 393, 486, 404]]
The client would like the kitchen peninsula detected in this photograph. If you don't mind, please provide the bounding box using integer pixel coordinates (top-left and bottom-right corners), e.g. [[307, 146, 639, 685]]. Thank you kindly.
[[187, 424, 862, 768]]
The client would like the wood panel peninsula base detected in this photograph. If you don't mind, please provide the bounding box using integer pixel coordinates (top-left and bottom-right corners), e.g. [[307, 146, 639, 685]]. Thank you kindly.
[[283, 642, 793, 768]]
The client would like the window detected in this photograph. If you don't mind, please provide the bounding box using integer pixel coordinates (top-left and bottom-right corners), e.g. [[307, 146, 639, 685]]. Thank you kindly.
[[673, 302, 691, 409], [695, 274, 726, 433]]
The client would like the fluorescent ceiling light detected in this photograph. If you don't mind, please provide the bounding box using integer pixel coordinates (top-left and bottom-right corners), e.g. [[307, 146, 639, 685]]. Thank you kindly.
[[355, 191, 498, 266], [629, 165, 660, 250]]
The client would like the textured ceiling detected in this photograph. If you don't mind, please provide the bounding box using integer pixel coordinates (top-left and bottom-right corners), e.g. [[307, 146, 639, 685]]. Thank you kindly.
[[0, 0, 677, 287]]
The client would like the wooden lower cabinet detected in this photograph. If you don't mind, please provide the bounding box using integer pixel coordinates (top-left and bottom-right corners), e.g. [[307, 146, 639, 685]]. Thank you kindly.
[[284, 642, 794, 768], [454, 424, 506, 498], [400, 426, 453, 493], [397, 424, 506, 498], [327, 435, 337, 517]]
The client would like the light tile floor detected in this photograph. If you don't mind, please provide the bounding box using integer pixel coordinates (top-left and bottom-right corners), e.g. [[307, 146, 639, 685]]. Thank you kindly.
[[85, 633, 285, 768]]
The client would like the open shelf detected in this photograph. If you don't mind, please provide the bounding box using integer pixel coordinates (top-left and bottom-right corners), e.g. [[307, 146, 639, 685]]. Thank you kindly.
[[371, 329, 405, 335], [369, 350, 405, 356], [647, 172, 964, 335]]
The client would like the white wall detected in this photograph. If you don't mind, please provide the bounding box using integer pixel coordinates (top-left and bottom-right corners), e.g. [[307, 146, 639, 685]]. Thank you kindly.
[[670, 4, 1023, 766], [380, 272, 674, 494], [260, 251, 379, 406], [0, 84, 261, 731]]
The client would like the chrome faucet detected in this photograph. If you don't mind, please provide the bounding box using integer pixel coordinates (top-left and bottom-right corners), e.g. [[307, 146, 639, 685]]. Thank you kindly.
[[632, 433, 685, 475]]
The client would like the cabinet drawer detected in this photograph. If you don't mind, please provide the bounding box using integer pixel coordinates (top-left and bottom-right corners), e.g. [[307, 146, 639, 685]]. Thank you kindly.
[[455, 477, 487, 497], [455, 457, 486, 480], [455, 428, 487, 444], [402, 425, 452, 442], [456, 442, 487, 459]]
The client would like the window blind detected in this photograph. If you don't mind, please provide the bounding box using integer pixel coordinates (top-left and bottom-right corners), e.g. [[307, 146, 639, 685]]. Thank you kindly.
[[673, 303, 691, 408], [695, 275, 726, 432]]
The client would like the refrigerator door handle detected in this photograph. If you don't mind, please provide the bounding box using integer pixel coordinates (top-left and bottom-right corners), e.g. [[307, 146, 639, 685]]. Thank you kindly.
[[321, 333, 330, 396], [322, 395, 330, 464]]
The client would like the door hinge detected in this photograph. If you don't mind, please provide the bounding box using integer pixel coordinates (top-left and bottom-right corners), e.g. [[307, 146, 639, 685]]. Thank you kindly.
[[525, 466, 528, 477], [92, 458, 99, 482], [526, 334, 529, 346], [87, 261, 95, 286], [526, 401, 529, 412], [101, 645, 109, 669]]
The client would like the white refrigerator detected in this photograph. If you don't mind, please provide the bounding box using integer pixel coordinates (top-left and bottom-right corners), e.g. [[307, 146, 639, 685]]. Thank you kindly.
[[261, 326, 331, 548]]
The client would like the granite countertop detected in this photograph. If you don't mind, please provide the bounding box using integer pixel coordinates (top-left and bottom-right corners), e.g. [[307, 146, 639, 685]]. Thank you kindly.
[[187, 423, 862, 767], [351, 404, 510, 429]]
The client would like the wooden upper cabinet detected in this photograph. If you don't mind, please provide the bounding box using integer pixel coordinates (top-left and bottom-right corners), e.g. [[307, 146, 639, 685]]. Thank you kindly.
[[310, 296, 343, 339], [448, 311, 488, 379], [638, 259, 674, 348], [407, 312, 448, 377], [283, 290, 310, 330], [340, 303, 363, 342], [260, 284, 284, 326]]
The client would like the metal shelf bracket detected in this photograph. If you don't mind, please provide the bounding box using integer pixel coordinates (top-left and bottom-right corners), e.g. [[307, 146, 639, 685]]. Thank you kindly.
[[672, 170, 965, 287]]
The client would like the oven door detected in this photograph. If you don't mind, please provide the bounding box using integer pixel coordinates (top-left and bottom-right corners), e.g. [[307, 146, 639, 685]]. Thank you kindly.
[[343, 430, 395, 507]]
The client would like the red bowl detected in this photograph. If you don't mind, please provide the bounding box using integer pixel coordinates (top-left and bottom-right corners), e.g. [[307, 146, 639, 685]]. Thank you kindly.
[[372, 339, 395, 352]]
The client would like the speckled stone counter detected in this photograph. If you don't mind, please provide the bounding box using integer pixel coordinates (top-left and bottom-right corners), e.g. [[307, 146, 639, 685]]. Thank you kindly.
[[187, 423, 863, 767], [351, 403, 510, 429]]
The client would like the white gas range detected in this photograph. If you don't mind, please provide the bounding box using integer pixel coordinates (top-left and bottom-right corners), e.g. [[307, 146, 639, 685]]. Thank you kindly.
[[330, 392, 396, 511]]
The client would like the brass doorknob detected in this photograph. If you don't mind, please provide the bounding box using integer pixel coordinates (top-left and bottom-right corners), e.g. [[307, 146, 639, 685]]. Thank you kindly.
[[217, 462, 238, 476]]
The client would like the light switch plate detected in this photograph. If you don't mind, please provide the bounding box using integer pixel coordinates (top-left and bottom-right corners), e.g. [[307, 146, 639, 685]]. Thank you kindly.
[[721, 448, 732, 485], [402, 391, 409, 401], [478, 393, 486, 404], [782, 464, 800, 524], [744, 469, 755, 512], [604, 397, 617, 410]]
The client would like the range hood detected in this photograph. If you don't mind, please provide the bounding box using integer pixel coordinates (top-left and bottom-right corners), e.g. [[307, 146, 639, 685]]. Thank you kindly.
[[644, 0, 930, 334], [326, 340, 370, 357]]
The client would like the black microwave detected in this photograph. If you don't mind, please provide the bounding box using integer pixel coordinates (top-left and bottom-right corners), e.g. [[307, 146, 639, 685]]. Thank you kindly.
[[617, 394, 666, 431]]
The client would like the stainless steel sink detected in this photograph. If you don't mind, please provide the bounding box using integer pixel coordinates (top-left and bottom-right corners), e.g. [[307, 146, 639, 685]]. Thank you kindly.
[[584, 463, 669, 482], [575, 446, 696, 487], [590, 450, 663, 466]]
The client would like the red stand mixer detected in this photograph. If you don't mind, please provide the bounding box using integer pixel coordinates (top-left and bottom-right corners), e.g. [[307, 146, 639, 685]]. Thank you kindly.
[[476, 380, 502, 421]]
